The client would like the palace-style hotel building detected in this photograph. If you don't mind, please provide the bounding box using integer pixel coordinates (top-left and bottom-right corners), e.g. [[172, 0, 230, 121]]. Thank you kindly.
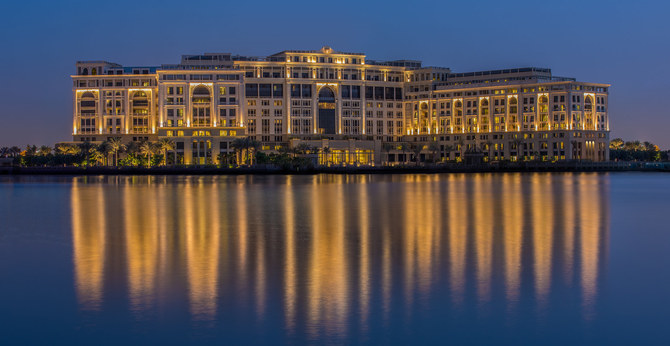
[[72, 46, 610, 165]]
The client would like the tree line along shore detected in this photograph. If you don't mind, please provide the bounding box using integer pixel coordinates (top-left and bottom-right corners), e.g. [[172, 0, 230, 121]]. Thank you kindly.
[[0, 137, 668, 173]]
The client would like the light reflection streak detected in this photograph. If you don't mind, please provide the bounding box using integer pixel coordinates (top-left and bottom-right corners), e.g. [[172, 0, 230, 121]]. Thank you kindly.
[[69, 173, 609, 337], [125, 181, 158, 314], [185, 180, 220, 321], [283, 176, 297, 334], [580, 175, 603, 321], [358, 179, 370, 332], [503, 174, 523, 307], [474, 174, 493, 305], [532, 174, 554, 310], [448, 175, 467, 306], [307, 175, 349, 340], [563, 174, 576, 286], [71, 181, 105, 311]]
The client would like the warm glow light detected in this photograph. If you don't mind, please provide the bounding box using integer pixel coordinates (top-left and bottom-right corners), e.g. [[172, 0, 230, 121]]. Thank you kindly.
[[65, 174, 607, 332]]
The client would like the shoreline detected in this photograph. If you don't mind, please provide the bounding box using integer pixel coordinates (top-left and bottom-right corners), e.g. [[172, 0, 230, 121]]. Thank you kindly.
[[2, 162, 669, 175]]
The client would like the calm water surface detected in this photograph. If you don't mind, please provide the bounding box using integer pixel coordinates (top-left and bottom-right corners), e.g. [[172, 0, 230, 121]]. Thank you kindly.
[[1, 173, 669, 344]]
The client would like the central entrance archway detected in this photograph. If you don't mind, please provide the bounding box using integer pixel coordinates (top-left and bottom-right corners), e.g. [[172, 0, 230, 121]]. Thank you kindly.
[[318, 87, 336, 135]]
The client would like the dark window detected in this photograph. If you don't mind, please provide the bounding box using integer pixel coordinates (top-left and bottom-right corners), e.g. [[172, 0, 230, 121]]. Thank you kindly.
[[272, 84, 283, 98], [245, 84, 258, 97], [301, 84, 311, 98], [259, 84, 271, 97], [385, 87, 394, 100], [395, 88, 402, 100], [291, 84, 301, 98], [229, 87, 236, 95], [365, 86, 374, 100], [375, 87, 384, 100], [352, 86, 361, 99], [341, 85, 351, 99]]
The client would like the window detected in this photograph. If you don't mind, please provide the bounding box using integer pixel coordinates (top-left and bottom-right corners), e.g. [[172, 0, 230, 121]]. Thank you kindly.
[[245, 84, 258, 97], [273, 84, 283, 98]]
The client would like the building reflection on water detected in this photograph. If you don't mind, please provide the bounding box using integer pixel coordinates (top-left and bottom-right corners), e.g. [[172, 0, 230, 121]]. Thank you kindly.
[[71, 173, 609, 336]]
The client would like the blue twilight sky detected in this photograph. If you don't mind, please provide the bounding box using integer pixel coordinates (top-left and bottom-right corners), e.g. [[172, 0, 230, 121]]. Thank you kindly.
[[0, 0, 668, 148]]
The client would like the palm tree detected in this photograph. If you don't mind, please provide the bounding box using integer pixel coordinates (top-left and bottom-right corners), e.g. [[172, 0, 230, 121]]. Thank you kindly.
[[78, 142, 94, 163], [88, 148, 104, 166], [157, 138, 175, 166], [56, 144, 80, 156], [25, 145, 37, 156], [322, 146, 331, 166], [381, 143, 393, 166], [0, 147, 9, 158], [610, 138, 624, 150], [248, 139, 261, 165], [231, 138, 248, 166], [39, 145, 52, 156], [643, 141, 656, 152], [139, 141, 154, 167], [411, 143, 423, 166], [399, 142, 410, 165], [9, 146, 21, 157], [126, 141, 140, 155], [428, 141, 440, 163], [106, 137, 125, 166], [96, 142, 110, 166]]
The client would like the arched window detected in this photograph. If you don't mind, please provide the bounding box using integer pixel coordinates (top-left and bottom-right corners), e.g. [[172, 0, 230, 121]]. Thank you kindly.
[[82, 68, 88, 75], [318, 87, 335, 102], [192, 86, 211, 104], [132, 91, 149, 108], [584, 96, 593, 111], [480, 99, 489, 107], [192, 85, 210, 96], [539, 95, 548, 104], [91, 68, 97, 75], [80, 92, 96, 108], [455, 100, 462, 108]]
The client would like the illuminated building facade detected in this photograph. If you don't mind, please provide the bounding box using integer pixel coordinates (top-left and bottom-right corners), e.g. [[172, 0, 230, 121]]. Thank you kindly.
[[72, 47, 610, 164]]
